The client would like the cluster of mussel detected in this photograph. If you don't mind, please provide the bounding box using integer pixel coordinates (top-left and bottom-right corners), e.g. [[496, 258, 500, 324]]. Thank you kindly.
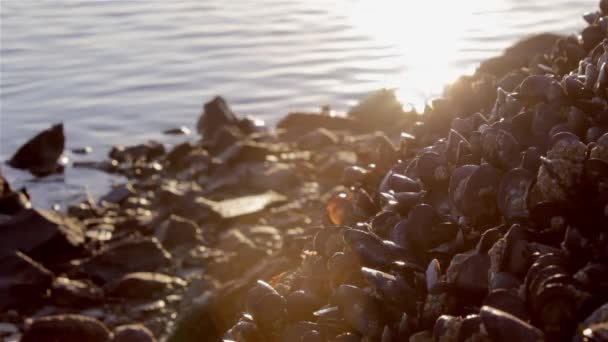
[[223, 4, 608, 342]]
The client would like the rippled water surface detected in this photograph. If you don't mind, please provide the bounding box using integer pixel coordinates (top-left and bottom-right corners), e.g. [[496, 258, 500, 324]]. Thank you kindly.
[[0, 0, 595, 206]]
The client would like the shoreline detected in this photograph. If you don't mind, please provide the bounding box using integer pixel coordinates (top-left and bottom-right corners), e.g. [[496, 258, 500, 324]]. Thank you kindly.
[[2, 2, 608, 342]]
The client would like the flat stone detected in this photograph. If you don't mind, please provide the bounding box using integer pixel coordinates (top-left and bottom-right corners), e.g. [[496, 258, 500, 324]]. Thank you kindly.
[[196, 190, 286, 221], [0, 251, 53, 310], [8, 123, 65, 176], [105, 272, 183, 299], [79, 237, 171, 284], [22, 314, 112, 342], [0, 209, 84, 265]]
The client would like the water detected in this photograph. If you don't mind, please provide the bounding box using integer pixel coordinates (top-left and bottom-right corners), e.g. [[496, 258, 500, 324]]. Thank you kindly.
[[0, 0, 595, 207]]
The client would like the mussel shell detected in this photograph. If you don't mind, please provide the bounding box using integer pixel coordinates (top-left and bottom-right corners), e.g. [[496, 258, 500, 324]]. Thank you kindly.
[[417, 152, 449, 191], [314, 226, 346, 258], [460, 163, 501, 218], [448, 165, 478, 214], [246, 280, 287, 335], [333, 285, 385, 339], [343, 229, 393, 268], [389, 173, 422, 193], [389, 204, 437, 252], [224, 319, 263, 342], [361, 267, 417, 313], [520, 147, 542, 173], [480, 127, 522, 170], [281, 322, 322, 342], [480, 306, 545, 342], [286, 290, 324, 322], [483, 289, 529, 322], [497, 168, 534, 221], [433, 315, 463, 341]]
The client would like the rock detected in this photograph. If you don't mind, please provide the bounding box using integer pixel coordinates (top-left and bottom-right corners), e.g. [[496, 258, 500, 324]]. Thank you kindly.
[[0, 250, 53, 310], [196, 190, 287, 221], [158, 215, 201, 249], [51, 276, 103, 307], [79, 237, 171, 284], [0, 187, 31, 216], [348, 89, 407, 131], [105, 272, 183, 299], [0, 209, 84, 265], [8, 123, 65, 176], [197, 96, 239, 139], [296, 127, 339, 150], [169, 293, 222, 342], [0, 322, 18, 335], [21, 314, 112, 342], [206, 125, 244, 154], [113, 324, 156, 342], [72, 146, 93, 154], [248, 162, 300, 191], [99, 184, 135, 205], [163, 126, 191, 135], [277, 112, 363, 137], [110, 141, 165, 163], [215, 140, 277, 165]]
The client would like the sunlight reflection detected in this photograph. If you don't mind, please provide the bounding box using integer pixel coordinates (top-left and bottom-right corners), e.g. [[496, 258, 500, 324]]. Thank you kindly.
[[348, 0, 501, 112]]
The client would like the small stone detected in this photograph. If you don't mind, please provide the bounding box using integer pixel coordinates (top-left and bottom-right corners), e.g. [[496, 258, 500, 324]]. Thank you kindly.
[[72, 146, 93, 154], [163, 126, 191, 135], [113, 324, 156, 342], [22, 314, 112, 342], [99, 184, 135, 205], [0, 322, 18, 334], [105, 272, 181, 299]]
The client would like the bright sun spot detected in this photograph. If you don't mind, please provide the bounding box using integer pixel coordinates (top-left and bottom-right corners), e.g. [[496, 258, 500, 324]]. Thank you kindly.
[[348, 0, 500, 112]]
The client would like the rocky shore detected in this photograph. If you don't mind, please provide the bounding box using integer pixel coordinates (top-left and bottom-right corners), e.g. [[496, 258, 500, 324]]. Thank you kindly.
[[2, 2, 608, 341]]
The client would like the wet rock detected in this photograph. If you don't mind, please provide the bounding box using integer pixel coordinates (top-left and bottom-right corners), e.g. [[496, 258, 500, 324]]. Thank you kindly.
[[197, 96, 239, 139], [0, 250, 53, 310], [0, 208, 84, 265], [99, 183, 135, 205], [110, 141, 165, 163], [113, 324, 157, 342], [105, 272, 183, 299], [8, 123, 65, 176], [156, 215, 201, 249], [79, 237, 171, 284], [22, 314, 112, 342], [51, 276, 103, 307]]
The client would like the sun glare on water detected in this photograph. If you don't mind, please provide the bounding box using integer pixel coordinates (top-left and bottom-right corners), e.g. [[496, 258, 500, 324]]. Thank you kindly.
[[348, 0, 501, 112]]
